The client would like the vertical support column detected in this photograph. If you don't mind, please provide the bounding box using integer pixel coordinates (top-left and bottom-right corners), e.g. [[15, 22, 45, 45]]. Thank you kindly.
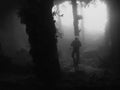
[[71, 0, 80, 36], [19, 0, 61, 85]]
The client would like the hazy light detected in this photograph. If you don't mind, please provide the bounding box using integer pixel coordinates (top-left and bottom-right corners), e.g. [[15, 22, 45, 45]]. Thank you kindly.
[[53, 1, 74, 39], [53, 0, 108, 42], [83, 0, 108, 37], [59, 1, 73, 26]]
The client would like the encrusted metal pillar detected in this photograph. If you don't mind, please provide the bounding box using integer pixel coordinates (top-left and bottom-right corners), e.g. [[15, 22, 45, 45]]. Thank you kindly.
[[71, 0, 80, 36], [19, 0, 61, 85]]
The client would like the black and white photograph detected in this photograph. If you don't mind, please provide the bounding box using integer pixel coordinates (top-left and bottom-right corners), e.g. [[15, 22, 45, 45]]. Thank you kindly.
[[0, 0, 120, 89]]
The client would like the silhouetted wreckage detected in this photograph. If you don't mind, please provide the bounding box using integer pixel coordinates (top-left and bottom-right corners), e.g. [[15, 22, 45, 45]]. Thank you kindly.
[[103, 0, 120, 79], [18, 0, 61, 86]]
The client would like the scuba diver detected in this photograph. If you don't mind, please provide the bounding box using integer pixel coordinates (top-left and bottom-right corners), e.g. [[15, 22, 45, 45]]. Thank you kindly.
[[71, 37, 81, 71]]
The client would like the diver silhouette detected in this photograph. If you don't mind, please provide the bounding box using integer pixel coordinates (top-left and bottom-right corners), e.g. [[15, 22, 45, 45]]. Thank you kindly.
[[71, 37, 81, 71]]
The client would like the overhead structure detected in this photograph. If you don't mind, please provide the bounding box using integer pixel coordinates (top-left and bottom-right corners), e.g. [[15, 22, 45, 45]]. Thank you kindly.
[[71, 0, 92, 37], [71, 0, 80, 36], [71, 0, 81, 36]]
